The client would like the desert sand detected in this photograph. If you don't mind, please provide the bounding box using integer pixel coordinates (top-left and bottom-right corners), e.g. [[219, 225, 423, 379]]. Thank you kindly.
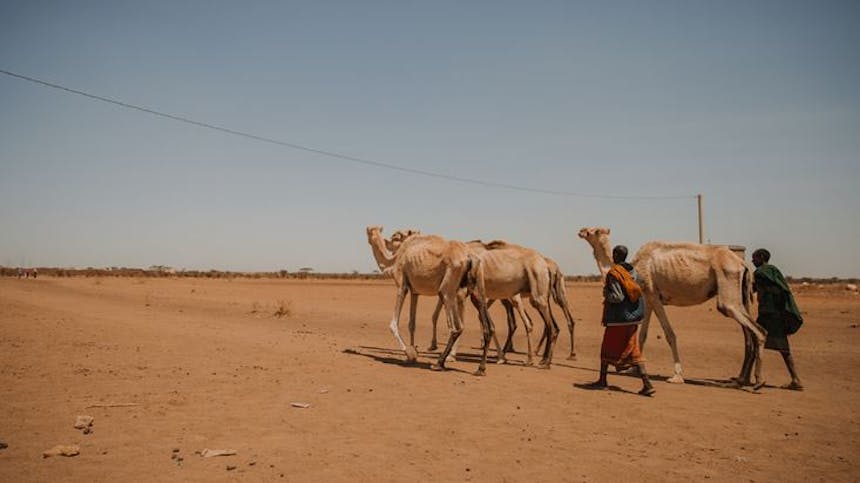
[[1, 276, 858, 482]]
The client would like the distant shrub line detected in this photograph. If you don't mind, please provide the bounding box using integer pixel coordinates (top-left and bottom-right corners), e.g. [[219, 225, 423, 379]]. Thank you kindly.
[[0, 266, 386, 280], [0, 267, 855, 284]]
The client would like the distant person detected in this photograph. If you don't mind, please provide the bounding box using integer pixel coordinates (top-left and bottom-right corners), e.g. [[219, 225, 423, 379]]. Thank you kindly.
[[585, 245, 655, 396], [32, 268, 38, 279], [752, 248, 803, 391], [17, 267, 23, 278]]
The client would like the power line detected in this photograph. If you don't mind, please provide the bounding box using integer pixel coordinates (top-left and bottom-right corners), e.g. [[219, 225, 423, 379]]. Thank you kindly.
[[1, 68, 694, 200]]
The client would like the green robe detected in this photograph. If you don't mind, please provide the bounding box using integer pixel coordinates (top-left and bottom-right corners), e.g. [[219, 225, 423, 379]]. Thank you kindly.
[[754, 264, 803, 337]]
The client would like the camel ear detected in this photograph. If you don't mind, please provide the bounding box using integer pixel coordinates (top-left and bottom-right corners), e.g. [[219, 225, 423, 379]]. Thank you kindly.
[[366, 225, 383, 234], [598, 227, 610, 235]]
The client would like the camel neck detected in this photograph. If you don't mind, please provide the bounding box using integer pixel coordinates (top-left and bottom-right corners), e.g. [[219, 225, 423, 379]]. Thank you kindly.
[[368, 233, 396, 270], [593, 239, 613, 274]]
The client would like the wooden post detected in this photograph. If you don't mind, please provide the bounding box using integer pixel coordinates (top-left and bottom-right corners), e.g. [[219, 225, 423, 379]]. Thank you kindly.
[[697, 193, 704, 244]]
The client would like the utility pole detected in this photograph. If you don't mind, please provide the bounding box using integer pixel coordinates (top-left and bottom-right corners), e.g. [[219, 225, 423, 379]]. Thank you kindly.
[[697, 193, 704, 244]]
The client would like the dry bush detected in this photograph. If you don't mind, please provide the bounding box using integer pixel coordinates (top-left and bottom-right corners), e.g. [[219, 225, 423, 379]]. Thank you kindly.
[[273, 300, 293, 319]]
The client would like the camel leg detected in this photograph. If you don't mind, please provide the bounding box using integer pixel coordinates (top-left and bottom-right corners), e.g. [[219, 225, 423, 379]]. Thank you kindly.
[[557, 293, 576, 361], [514, 300, 536, 366], [718, 302, 766, 390], [734, 326, 755, 386], [534, 298, 559, 369], [638, 303, 653, 352], [475, 300, 496, 375], [432, 297, 463, 372], [466, 276, 495, 377], [448, 293, 467, 360], [551, 277, 577, 360], [535, 326, 547, 355], [648, 297, 684, 383], [428, 297, 443, 351], [716, 270, 766, 389], [433, 280, 466, 371], [501, 299, 517, 354], [408, 291, 419, 349], [389, 282, 417, 362], [488, 299, 504, 357], [451, 291, 466, 359], [471, 296, 505, 364]]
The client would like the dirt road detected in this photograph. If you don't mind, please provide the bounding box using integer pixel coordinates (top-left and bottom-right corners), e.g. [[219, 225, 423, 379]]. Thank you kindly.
[[1, 277, 858, 481]]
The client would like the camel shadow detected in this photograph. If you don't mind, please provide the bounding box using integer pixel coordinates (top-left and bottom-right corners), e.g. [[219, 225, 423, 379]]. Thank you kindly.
[[343, 346, 474, 374], [461, 345, 587, 370]]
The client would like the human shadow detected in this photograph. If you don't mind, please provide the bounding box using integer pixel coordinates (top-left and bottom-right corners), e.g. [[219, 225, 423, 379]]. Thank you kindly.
[[603, 368, 764, 393], [571, 382, 641, 396]]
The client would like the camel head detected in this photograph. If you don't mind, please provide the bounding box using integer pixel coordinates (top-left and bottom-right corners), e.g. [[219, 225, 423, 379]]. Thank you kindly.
[[366, 225, 385, 247], [578, 227, 613, 276], [366, 225, 396, 271], [577, 227, 610, 245], [387, 228, 421, 253]]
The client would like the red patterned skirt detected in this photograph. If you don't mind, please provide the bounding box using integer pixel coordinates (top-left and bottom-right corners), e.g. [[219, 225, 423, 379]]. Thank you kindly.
[[600, 325, 645, 369]]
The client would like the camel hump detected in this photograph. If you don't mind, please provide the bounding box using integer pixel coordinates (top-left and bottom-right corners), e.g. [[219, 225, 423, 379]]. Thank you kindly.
[[483, 240, 509, 250]]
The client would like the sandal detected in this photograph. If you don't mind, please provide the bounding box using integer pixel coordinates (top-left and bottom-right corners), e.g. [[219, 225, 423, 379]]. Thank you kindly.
[[638, 386, 656, 397], [781, 382, 804, 391]]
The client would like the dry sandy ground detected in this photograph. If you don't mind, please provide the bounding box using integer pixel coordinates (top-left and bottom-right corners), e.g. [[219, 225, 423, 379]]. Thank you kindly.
[[0, 276, 858, 482]]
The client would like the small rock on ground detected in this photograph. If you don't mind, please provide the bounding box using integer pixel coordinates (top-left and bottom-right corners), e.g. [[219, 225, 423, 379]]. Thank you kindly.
[[43, 445, 80, 458]]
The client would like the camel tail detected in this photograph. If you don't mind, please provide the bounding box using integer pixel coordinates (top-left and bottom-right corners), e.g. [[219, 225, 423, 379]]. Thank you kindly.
[[465, 254, 483, 292], [550, 267, 566, 306], [466, 255, 492, 321], [550, 266, 575, 336]]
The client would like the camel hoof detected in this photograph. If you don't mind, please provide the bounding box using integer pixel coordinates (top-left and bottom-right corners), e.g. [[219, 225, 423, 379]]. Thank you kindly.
[[404, 346, 418, 362], [496, 357, 507, 365], [445, 355, 457, 363], [525, 359, 535, 367], [666, 374, 685, 384], [427, 344, 438, 352], [473, 368, 486, 377], [753, 380, 767, 391], [430, 363, 445, 372], [536, 362, 551, 370], [567, 354, 577, 361]]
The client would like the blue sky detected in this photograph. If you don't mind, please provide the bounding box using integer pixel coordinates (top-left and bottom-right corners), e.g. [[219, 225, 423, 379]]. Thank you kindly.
[[1, 1, 858, 277]]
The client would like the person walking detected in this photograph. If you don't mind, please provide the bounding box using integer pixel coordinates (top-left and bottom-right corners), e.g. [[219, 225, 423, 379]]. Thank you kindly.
[[752, 248, 804, 391], [585, 245, 655, 396]]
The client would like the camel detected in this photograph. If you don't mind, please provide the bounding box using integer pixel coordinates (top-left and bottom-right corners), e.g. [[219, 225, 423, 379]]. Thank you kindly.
[[367, 227, 505, 362], [384, 229, 576, 362], [430, 250, 576, 360], [468, 240, 561, 369], [366, 226, 493, 374], [577, 227, 764, 386]]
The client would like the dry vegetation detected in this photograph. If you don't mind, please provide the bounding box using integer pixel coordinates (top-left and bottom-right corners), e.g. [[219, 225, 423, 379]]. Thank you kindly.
[[2, 266, 855, 285]]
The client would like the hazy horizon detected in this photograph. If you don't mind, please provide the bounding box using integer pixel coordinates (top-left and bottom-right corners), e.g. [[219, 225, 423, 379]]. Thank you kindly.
[[2, 1, 859, 278]]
